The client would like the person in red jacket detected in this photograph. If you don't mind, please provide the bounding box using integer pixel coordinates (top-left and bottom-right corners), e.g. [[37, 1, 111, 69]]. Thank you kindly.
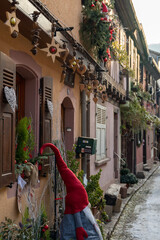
[[40, 143, 103, 240]]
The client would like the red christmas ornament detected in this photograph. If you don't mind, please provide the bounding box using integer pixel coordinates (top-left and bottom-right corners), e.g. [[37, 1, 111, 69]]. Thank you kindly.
[[104, 17, 108, 21], [44, 225, 49, 230], [91, 3, 95, 7], [49, 46, 57, 54], [100, 17, 104, 21], [24, 160, 28, 163], [42, 228, 46, 232], [104, 57, 108, 62], [106, 48, 110, 54]]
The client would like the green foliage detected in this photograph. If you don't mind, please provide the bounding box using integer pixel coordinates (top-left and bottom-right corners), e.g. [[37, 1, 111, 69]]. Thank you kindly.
[[86, 169, 104, 208], [0, 205, 50, 240], [96, 219, 105, 240], [112, 41, 135, 78], [120, 173, 138, 184], [120, 168, 130, 176], [121, 87, 160, 133], [80, 0, 116, 61], [66, 144, 79, 175], [16, 117, 35, 164], [101, 211, 109, 222], [77, 170, 85, 187]]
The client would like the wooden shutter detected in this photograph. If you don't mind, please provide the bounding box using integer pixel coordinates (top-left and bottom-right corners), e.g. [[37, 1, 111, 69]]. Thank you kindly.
[[96, 104, 106, 161], [40, 76, 53, 174], [0, 52, 16, 188]]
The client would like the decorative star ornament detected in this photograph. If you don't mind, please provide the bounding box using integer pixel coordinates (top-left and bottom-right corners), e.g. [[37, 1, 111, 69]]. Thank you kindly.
[[41, 38, 66, 63], [69, 57, 79, 72], [5, 11, 21, 35]]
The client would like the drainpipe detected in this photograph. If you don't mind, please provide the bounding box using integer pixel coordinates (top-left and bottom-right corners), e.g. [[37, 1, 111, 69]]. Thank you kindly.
[[134, 133, 137, 174], [81, 90, 87, 175], [131, 131, 135, 173]]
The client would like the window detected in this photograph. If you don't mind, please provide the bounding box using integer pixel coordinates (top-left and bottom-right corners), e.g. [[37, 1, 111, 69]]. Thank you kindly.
[[96, 104, 106, 160]]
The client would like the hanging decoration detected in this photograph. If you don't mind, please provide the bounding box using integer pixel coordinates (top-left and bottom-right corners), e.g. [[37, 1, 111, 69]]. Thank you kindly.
[[41, 38, 66, 63], [41, 22, 66, 63], [30, 11, 41, 55], [77, 57, 87, 76], [79, 75, 85, 91], [69, 57, 79, 72], [47, 99, 53, 118], [68, 42, 79, 72], [5, 0, 20, 38], [101, 92, 108, 103], [4, 86, 17, 112], [60, 62, 67, 83], [60, 39, 70, 62]]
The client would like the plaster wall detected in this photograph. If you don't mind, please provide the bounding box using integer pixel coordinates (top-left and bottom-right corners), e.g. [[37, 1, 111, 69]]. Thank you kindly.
[[41, 0, 82, 42], [0, 20, 81, 222], [89, 97, 121, 193]]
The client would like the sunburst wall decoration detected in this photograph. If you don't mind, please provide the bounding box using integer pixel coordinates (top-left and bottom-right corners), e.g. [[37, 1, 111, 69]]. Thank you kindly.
[[41, 38, 66, 63]]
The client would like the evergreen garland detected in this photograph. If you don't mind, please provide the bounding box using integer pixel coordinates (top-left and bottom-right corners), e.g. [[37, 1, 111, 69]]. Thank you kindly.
[[80, 0, 116, 61], [15, 117, 35, 164]]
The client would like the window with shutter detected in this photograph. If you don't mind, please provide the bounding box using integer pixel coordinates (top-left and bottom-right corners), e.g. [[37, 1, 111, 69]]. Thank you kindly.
[[96, 104, 106, 161], [39, 76, 53, 175], [0, 52, 16, 188]]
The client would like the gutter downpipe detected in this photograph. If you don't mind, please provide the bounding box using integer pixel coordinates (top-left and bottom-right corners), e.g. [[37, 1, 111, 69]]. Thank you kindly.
[[81, 90, 87, 176]]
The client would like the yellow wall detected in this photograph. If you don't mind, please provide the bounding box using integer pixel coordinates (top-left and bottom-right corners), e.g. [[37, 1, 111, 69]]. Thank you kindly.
[[41, 0, 82, 42]]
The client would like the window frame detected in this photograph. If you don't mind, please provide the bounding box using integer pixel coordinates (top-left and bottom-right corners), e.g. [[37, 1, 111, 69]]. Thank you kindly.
[[96, 104, 107, 161]]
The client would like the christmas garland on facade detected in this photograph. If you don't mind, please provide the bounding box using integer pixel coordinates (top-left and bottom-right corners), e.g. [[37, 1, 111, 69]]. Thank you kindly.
[[80, 0, 116, 62]]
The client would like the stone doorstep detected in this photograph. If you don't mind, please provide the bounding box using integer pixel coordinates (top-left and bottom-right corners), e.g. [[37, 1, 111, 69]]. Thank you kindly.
[[136, 171, 145, 179]]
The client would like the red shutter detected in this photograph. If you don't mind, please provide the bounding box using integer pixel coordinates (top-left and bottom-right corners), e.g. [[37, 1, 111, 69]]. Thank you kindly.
[[0, 52, 16, 188], [40, 77, 53, 175]]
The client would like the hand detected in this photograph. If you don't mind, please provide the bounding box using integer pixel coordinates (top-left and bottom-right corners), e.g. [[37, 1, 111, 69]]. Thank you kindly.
[[76, 227, 88, 240]]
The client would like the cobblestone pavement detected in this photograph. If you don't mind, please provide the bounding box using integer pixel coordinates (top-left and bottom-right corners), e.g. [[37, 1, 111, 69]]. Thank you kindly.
[[110, 166, 160, 240]]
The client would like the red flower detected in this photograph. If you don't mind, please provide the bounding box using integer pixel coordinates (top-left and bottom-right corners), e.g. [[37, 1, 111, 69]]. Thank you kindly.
[[23, 146, 28, 152], [27, 125, 31, 130]]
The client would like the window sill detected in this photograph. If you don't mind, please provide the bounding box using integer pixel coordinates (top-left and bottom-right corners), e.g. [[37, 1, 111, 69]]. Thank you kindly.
[[95, 157, 111, 167]]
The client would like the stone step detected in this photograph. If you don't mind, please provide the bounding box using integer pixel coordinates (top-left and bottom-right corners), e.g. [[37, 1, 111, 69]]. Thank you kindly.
[[143, 165, 151, 171]]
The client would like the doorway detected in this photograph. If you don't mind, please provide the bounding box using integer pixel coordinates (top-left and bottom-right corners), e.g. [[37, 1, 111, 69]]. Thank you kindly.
[[61, 97, 74, 151], [114, 112, 118, 178], [143, 130, 147, 164]]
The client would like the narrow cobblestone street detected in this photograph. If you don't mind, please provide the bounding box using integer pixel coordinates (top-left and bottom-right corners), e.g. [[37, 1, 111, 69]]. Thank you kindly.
[[110, 166, 160, 240]]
